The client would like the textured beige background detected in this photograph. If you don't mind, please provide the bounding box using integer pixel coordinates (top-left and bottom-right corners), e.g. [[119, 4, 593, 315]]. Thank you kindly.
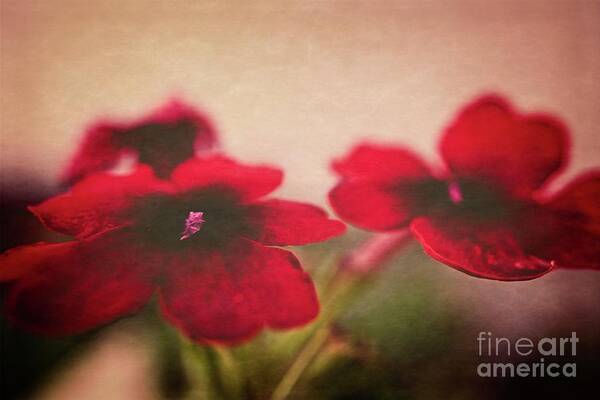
[[2, 0, 599, 203]]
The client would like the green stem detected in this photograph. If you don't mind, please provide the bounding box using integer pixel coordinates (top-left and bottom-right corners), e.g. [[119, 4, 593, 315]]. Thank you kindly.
[[157, 334, 190, 399], [269, 327, 330, 400], [269, 268, 360, 400], [177, 340, 227, 399], [144, 306, 191, 400], [203, 346, 232, 399]]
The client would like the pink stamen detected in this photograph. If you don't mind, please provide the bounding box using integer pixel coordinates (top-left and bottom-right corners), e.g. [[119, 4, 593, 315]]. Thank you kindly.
[[179, 211, 205, 240], [448, 182, 463, 203]]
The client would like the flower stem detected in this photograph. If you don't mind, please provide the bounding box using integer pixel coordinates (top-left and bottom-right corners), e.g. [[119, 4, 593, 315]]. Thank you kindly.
[[269, 327, 330, 400], [157, 332, 190, 399], [269, 264, 359, 400], [203, 346, 232, 399]]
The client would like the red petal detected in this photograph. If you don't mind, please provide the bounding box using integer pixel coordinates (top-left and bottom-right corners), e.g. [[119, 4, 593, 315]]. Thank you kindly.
[[516, 171, 600, 270], [332, 143, 432, 181], [245, 199, 346, 245], [329, 178, 445, 231], [411, 216, 553, 281], [171, 155, 283, 200], [329, 181, 406, 231], [159, 240, 319, 345], [31, 166, 172, 239], [60, 123, 122, 186], [440, 95, 568, 196], [61, 99, 218, 185], [525, 203, 600, 270], [330, 143, 441, 231], [1, 242, 73, 282], [531, 221, 599, 270], [3, 230, 159, 335], [546, 170, 600, 235], [147, 99, 218, 154]]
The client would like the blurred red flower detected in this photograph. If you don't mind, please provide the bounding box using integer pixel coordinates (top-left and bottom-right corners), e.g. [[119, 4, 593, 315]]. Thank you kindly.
[[329, 95, 599, 280], [1, 156, 345, 344], [61, 100, 218, 185]]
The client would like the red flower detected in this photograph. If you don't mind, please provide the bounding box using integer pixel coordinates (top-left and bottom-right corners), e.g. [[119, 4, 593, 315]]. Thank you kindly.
[[1, 156, 345, 344], [329, 95, 599, 280], [61, 100, 218, 185]]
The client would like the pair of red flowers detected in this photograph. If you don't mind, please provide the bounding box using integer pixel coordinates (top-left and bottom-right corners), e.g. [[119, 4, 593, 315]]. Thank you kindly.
[[1, 96, 598, 345], [1, 102, 345, 345]]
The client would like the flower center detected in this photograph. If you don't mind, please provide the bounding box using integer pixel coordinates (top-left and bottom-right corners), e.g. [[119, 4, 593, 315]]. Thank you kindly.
[[180, 211, 205, 240], [444, 178, 516, 222], [133, 190, 256, 250]]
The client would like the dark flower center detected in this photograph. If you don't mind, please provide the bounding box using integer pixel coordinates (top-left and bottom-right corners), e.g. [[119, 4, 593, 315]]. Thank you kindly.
[[446, 178, 515, 221], [118, 120, 198, 178], [394, 177, 517, 222], [132, 188, 254, 250]]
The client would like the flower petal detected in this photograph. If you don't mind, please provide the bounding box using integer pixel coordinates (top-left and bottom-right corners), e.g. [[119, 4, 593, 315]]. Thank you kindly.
[[330, 143, 443, 232], [245, 199, 346, 246], [159, 240, 319, 345], [531, 221, 599, 270], [515, 171, 600, 270], [3, 230, 159, 335], [171, 155, 283, 200], [0, 242, 73, 282], [60, 123, 122, 186], [329, 181, 408, 231], [148, 99, 218, 154], [61, 100, 218, 185], [440, 95, 568, 196], [546, 170, 600, 235], [30, 166, 172, 239], [329, 178, 446, 231], [411, 216, 553, 281], [525, 203, 600, 270], [332, 143, 432, 181]]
